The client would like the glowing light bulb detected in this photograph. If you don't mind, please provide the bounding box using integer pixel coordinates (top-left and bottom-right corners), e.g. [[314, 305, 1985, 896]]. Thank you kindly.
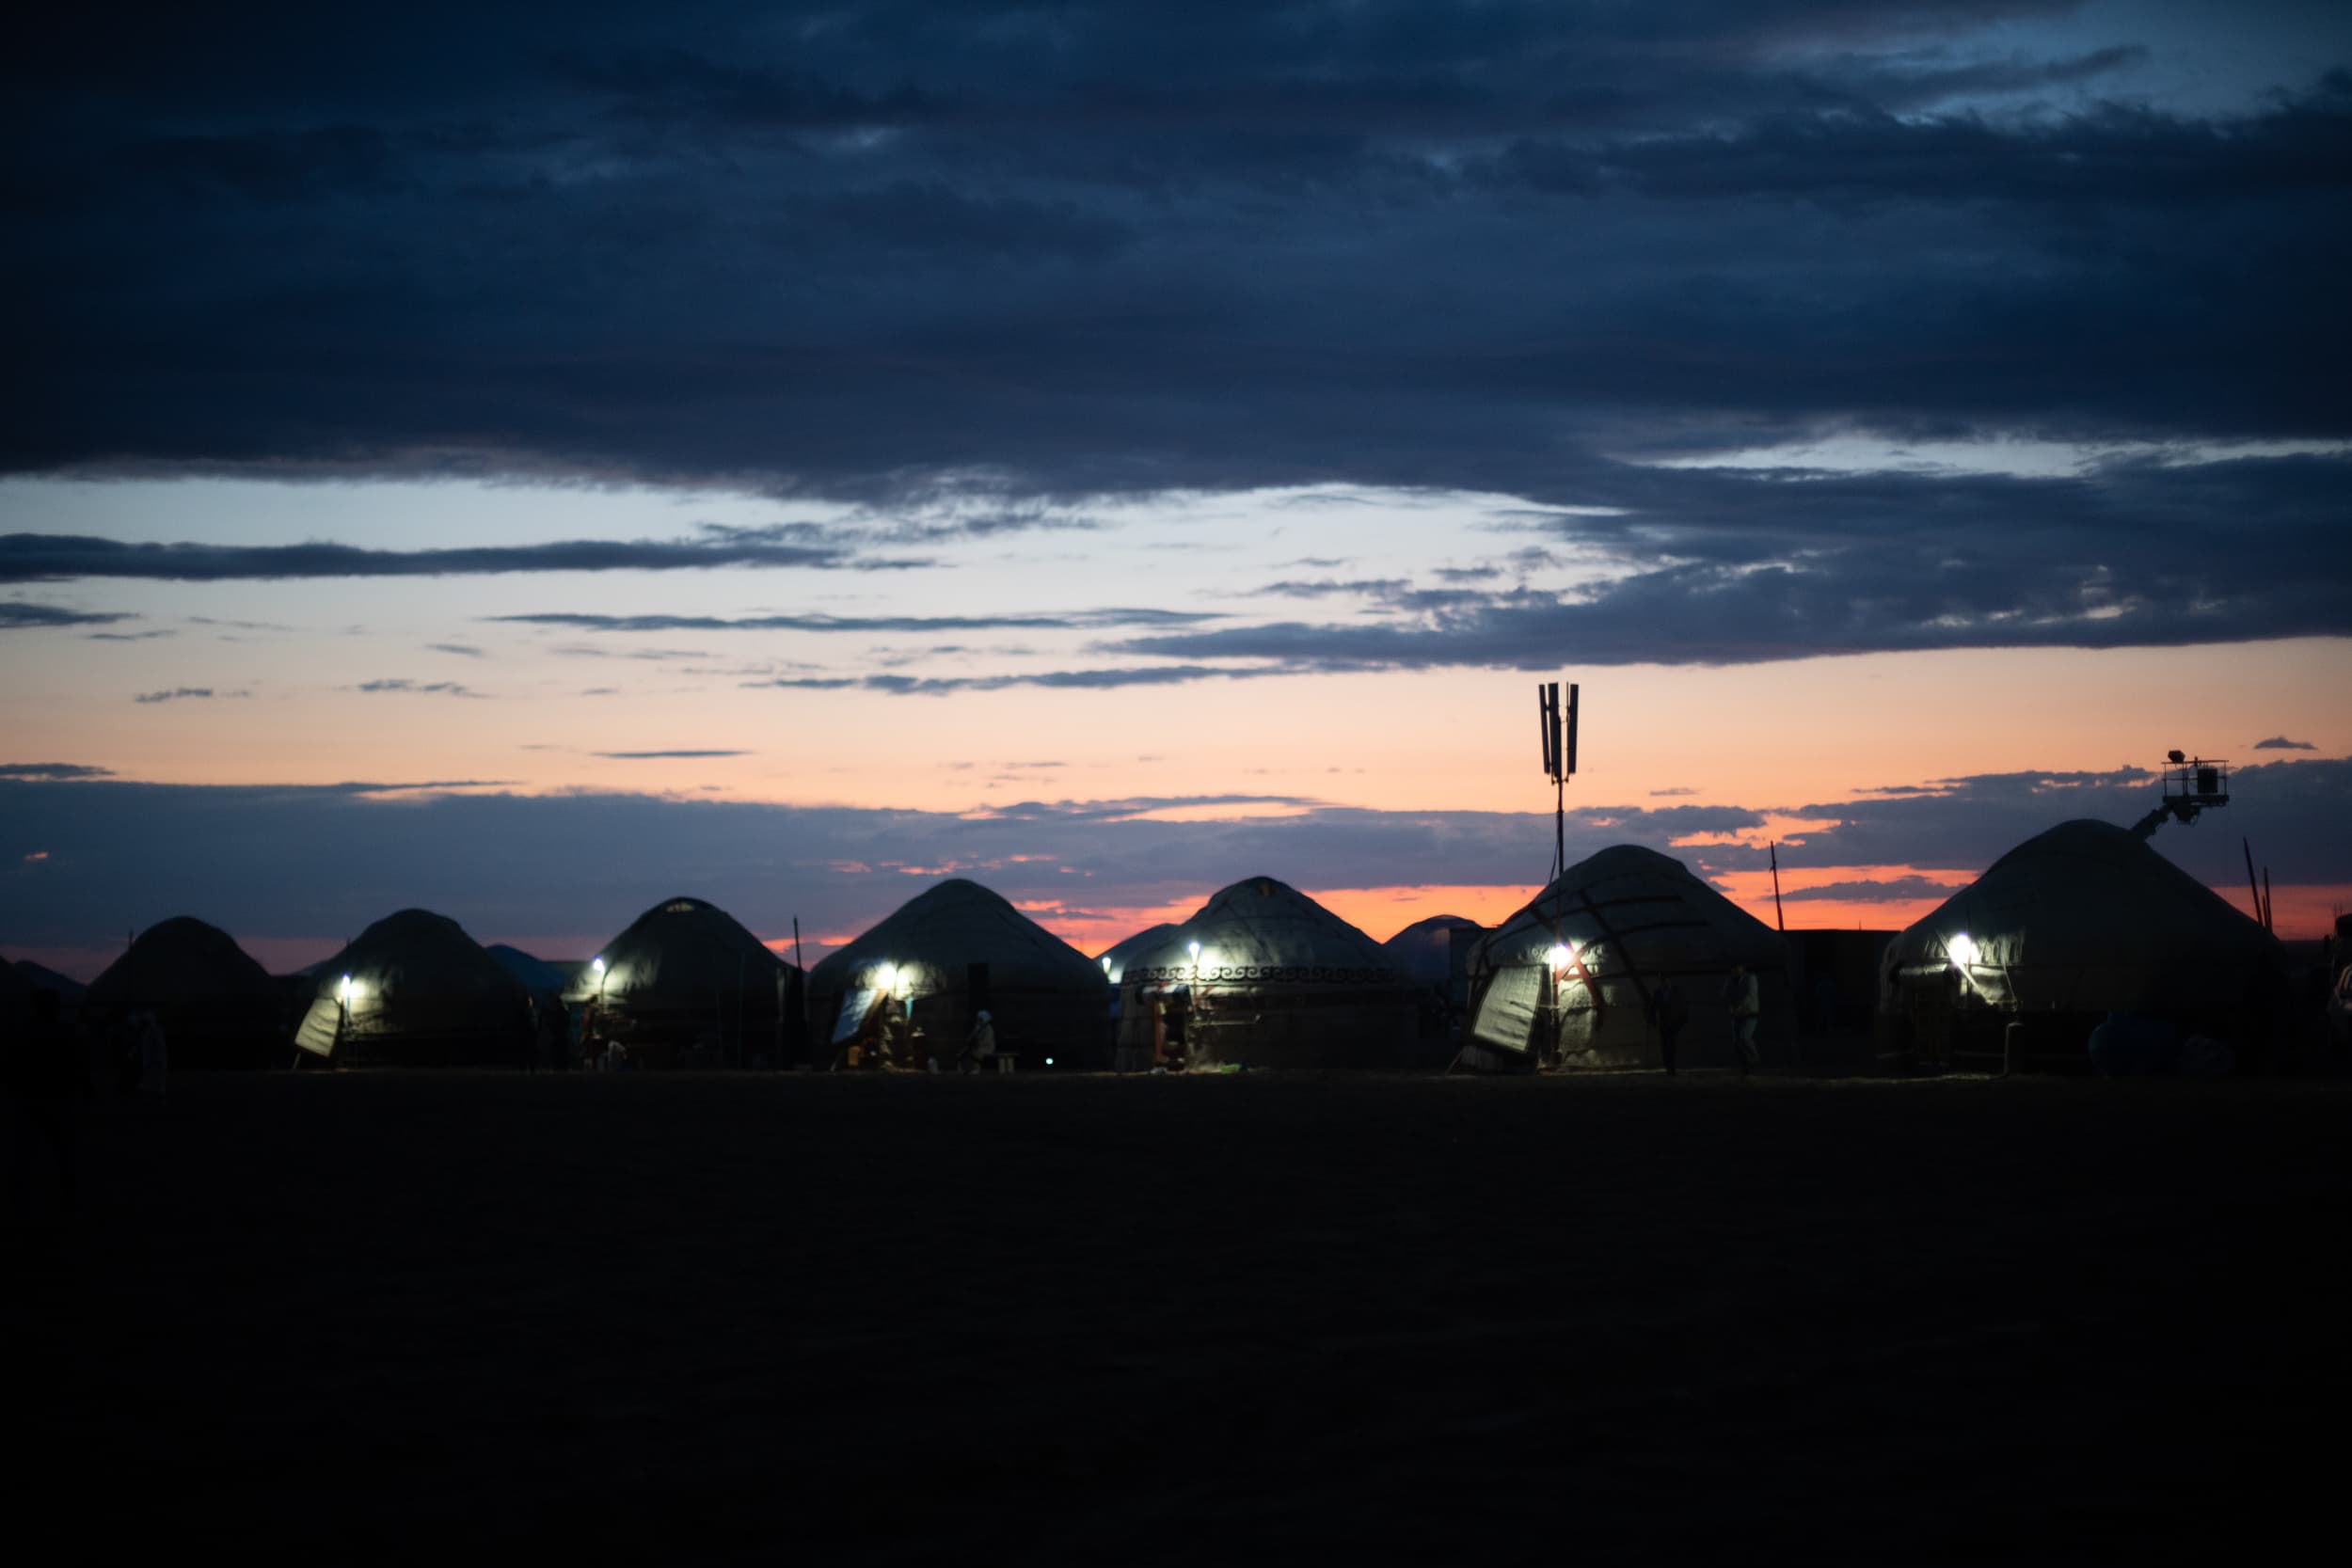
[[1948, 933, 1978, 969], [1548, 942, 1574, 970]]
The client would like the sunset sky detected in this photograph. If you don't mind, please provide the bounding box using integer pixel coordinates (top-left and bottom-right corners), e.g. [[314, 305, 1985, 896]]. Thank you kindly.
[[5, 2, 2348, 976]]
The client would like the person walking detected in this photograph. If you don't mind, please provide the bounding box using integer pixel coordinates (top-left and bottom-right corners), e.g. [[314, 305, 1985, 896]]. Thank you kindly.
[[1723, 963, 1762, 1074], [133, 1008, 167, 1101], [958, 1009, 997, 1074], [1649, 976, 1690, 1076]]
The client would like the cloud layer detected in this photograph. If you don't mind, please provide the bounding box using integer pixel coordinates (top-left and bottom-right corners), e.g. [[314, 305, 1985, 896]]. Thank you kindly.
[[3, 4, 2345, 671], [5, 753, 2343, 951]]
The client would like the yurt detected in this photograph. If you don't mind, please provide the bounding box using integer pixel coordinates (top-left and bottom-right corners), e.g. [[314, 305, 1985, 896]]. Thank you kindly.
[[565, 896, 803, 1069], [1464, 845, 1790, 1070], [83, 916, 285, 1069], [807, 879, 1110, 1069], [488, 943, 570, 1001], [1383, 913, 1486, 1061], [293, 909, 532, 1068], [1100, 924, 1182, 984], [1879, 818, 2290, 1070], [1114, 876, 1417, 1069]]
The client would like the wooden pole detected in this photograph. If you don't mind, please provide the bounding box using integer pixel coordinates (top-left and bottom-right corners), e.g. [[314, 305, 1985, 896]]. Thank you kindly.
[[2262, 868, 2274, 934], [1769, 841, 1786, 933], [2243, 838, 2263, 926]]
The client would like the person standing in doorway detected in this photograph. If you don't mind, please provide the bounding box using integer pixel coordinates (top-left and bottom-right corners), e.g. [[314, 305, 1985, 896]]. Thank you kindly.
[[958, 1009, 997, 1073], [1724, 963, 1762, 1074], [1649, 976, 1690, 1076]]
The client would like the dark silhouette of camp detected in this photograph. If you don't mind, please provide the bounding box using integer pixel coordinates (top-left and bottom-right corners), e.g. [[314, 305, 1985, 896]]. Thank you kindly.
[[565, 896, 803, 1068], [0, 950, 32, 1031], [1115, 876, 1415, 1069], [84, 917, 283, 1069], [15, 959, 86, 1004], [1880, 818, 2290, 1071], [293, 909, 532, 1067], [807, 878, 1108, 1069], [1463, 845, 1790, 1070]]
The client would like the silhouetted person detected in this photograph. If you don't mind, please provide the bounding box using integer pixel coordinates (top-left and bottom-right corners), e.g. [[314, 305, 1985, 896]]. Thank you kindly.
[[540, 998, 569, 1072], [958, 1009, 997, 1073], [132, 1008, 167, 1100], [1649, 977, 1690, 1076], [6, 990, 84, 1216], [1723, 963, 1761, 1074]]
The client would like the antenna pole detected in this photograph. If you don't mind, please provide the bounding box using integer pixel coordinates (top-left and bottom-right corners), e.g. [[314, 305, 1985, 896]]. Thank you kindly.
[[1770, 841, 1786, 933]]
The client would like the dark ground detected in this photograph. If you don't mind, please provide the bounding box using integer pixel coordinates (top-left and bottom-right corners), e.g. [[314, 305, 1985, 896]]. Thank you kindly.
[[8, 1070, 2348, 1563]]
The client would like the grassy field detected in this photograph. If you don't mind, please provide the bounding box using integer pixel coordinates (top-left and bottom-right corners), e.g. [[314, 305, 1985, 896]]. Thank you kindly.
[[9, 1069, 2348, 1562]]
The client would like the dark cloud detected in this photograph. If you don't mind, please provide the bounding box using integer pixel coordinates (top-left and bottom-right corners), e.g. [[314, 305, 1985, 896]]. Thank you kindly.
[[1107, 457, 2352, 667], [0, 530, 881, 582], [1, 601, 128, 629], [426, 642, 485, 657], [591, 750, 752, 759], [1779, 875, 1965, 903], [2252, 736, 2317, 751], [1765, 755, 2352, 892], [87, 627, 177, 641], [0, 763, 113, 780], [3, 4, 2348, 665]]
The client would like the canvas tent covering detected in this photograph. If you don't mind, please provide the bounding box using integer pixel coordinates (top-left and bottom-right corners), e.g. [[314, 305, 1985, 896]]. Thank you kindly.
[[84, 916, 284, 1069], [1465, 845, 1790, 1069], [488, 943, 569, 999], [806, 879, 1110, 1067], [1880, 818, 2289, 1062], [1096, 923, 1176, 986], [565, 896, 803, 1067], [1115, 876, 1417, 1069], [1381, 914, 1484, 990], [296, 908, 532, 1067]]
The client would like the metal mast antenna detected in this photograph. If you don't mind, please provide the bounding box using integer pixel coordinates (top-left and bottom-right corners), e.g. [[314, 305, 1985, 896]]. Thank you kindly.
[[1538, 680, 1579, 880]]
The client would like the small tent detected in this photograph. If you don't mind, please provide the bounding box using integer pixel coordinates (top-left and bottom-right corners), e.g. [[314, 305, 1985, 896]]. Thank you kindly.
[[83, 917, 285, 1069], [807, 879, 1109, 1069], [1464, 846, 1789, 1070], [1880, 818, 2289, 1069], [1097, 924, 1177, 986], [1383, 914, 1486, 1060], [1115, 877, 1417, 1069], [1382, 914, 1485, 991], [488, 943, 570, 1000], [565, 896, 803, 1068], [295, 909, 532, 1068]]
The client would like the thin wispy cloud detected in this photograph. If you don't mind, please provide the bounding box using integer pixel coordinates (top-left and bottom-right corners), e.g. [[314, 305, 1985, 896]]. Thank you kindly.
[[502, 609, 1219, 634], [2, 602, 128, 630], [745, 664, 1299, 696], [355, 679, 482, 697], [591, 750, 753, 760], [133, 687, 247, 704]]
